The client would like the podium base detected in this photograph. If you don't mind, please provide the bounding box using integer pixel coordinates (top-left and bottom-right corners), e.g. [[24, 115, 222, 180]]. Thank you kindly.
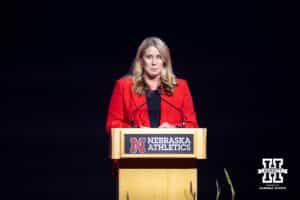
[[119, 168, 197, 200]]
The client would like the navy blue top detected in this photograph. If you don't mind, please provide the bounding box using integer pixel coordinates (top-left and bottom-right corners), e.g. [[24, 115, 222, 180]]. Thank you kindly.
[[146, 90, 161, 128]]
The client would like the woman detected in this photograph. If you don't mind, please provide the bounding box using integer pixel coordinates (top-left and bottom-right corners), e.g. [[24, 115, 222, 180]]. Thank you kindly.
[[106, 37, 199, 134]]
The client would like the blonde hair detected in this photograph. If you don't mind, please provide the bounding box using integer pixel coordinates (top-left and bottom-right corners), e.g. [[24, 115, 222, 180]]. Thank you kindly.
[[130, 37, 177, 95]]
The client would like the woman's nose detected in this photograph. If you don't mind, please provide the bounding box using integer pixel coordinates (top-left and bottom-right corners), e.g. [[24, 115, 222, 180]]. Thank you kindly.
[[152, 58, 157, 65]]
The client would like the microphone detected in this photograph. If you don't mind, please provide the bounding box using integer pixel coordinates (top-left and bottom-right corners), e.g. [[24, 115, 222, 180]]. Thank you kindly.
[[130, 102, 147, 128], [159, 91, 186, 128]]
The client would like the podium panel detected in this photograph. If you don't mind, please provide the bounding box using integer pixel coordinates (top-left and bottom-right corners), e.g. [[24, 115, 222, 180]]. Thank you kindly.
[[119, 169, 197, 200], [111, 128, 207, 200]]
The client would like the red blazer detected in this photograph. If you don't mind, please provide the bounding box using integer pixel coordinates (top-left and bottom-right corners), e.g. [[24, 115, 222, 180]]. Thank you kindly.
[[106, 77, 199, 134]]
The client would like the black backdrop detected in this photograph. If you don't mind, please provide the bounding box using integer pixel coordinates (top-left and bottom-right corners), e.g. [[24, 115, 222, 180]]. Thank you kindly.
[[3, 1, 289, 199]]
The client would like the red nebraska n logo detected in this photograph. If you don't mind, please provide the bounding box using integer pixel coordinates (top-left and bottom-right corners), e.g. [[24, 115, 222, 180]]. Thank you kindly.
[[130, 137, 145, 153]]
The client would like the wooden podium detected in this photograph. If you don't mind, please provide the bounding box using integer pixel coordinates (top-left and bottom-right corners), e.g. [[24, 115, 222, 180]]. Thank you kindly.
[[111, 128, 207, 200]]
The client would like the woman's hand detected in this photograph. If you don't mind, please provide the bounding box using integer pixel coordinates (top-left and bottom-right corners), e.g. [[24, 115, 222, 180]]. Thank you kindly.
[[158, 122, 176, 128]]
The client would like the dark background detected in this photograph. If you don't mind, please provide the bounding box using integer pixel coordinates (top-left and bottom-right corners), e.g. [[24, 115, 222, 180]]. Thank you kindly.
[[2, 1, 289, 199]]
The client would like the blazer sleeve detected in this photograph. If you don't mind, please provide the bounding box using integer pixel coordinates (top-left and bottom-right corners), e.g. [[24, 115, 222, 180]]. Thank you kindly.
[[181, 80, 199, 128], [105, 80, 131, 134]]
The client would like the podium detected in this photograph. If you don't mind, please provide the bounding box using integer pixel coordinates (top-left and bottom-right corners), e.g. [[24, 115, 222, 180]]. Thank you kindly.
[[111, 128, 207, 200]]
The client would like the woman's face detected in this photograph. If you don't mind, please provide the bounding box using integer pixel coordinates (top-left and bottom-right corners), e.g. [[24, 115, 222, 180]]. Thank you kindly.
[[142, 46, 164, 79]]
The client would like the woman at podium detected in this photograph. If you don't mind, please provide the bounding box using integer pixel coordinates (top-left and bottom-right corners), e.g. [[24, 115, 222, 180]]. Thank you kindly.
[[106, 36, 199, 134]]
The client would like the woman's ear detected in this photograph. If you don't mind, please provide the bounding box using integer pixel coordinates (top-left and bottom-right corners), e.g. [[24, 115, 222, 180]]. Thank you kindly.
[[140, 59, 144, 68]]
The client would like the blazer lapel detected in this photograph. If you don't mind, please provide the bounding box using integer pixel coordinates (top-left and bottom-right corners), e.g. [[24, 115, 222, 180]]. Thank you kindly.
[[131, 90, 150, 127], [160, 88, 171, 125], [160, 88, 179, 125]]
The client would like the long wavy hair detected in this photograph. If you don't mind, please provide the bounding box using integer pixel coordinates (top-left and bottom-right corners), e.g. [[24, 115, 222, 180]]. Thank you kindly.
[[130, 37, 177, 96]]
